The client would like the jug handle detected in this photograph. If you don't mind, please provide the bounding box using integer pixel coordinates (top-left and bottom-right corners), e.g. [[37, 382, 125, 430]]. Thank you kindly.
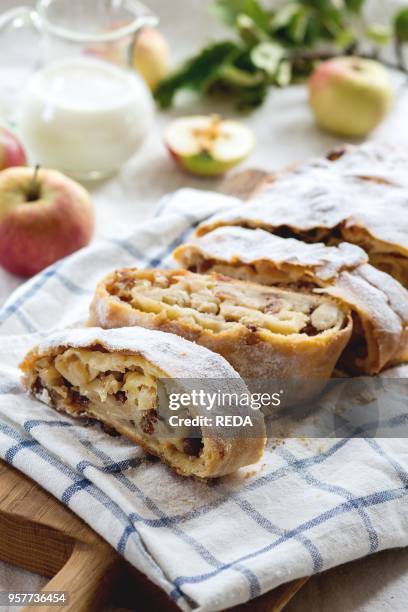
[[0, 6, 35, 33]]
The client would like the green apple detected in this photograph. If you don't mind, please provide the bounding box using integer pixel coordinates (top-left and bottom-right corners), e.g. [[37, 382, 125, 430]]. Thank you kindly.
[[164, 115, 255, 177], [308, 57, 393, 138]]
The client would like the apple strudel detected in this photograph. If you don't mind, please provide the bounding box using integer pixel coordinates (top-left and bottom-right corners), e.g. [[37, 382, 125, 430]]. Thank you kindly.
[[21, 327, 266, 478], [174, 227, 408, 374], [89, 268, 352, 387], [196, 146, 408, 288]]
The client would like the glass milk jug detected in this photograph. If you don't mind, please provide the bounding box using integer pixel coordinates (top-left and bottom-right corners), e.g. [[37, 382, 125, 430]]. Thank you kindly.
[[0, 0, 157, 179]]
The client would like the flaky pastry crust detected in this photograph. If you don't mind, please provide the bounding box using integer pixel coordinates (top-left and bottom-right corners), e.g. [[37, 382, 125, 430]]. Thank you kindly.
[[20, 327, 265, 478], [196, 142, 408, 288], [174, 227, 408, 374], [89, 269, 352, 396]]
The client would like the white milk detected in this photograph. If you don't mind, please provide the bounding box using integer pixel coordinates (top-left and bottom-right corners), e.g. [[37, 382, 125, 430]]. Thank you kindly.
[[19, 57, 154, 179]]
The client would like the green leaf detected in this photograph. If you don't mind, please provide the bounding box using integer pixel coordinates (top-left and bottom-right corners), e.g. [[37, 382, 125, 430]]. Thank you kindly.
[[299, 1, 344, 40], [365, 23, 392, 45], [217, 64, 265, 87], [289, 9, 310, 43], [155, 42, 239, 108], [236, 14, 269, 45], [335, 28, 356, 48], [270, 3, 301, 30], [303, 14, 320, 45], [236, 85, 268, 110], [275, 60, 292, 86], [395, 7, 408, 42], [154, 0, 400, 113], [210, 0, 271, 32], [250, 42, 285, 74], [344, 0, 365, 13]]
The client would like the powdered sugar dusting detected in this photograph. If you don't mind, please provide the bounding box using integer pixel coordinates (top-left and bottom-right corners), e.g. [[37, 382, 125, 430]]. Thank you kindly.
[[197, 142, 408, 254], [356, 264, 408, 322], [175, 225, 408, 372], [322, 268, 403, 334], [325, 141, 408, 188], [177, 226, 367, 281], [37, 327, 242, 380]]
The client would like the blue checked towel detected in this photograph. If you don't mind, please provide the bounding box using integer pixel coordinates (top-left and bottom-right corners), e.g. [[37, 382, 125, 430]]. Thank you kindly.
[[0, 188, 407, 612]]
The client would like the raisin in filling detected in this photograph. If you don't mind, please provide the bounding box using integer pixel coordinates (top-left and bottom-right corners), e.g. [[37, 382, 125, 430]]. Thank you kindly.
[[183, 437, 204, 457], [300, 323, 319, 337], [31, 358, 207, 460], [32, 377, 44, 395], [326, 145, 347, 162], [114, 390, 127, 404], [69, 389, 90, 406], [107, 269, 345, 338], [101, 423, 121, 437], [140, 409, 158, 435]]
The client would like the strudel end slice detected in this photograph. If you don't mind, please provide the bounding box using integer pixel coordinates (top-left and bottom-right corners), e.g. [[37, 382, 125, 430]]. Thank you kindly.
[[21, 327, 265, 478], [196, 151, 408, 288]]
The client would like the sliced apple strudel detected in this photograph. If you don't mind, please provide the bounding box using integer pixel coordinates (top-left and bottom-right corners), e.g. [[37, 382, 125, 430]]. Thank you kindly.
[[196, 150, 408, 288], [174, 227, 408, 375], [21, 327, 266, 478], [89, 268, 352, 392]]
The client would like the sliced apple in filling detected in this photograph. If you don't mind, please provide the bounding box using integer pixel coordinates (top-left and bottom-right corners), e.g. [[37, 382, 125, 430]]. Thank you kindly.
[[20, 327, 266, 478], [90, 269, 352, 384]]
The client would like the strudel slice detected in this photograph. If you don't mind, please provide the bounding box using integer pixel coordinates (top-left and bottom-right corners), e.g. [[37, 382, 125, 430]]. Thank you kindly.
[[175, 226, 368, 284], [174, 227, 408, 374], [196, 153, 408, 288], [21, 327, 265, 478], [90, 269, 352, 386]]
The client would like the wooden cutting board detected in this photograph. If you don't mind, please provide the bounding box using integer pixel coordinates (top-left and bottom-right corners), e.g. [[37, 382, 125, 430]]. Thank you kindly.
[[0, 168, 308, 612]]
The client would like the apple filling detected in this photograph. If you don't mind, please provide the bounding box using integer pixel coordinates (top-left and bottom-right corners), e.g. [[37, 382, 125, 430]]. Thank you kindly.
[[178, 250, 316, 288], [28, 347, 203, 457], [199, 220, 408, 290], [107, 269, 347, 338]]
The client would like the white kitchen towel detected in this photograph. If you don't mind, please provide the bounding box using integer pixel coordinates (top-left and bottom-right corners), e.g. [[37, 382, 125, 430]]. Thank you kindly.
[[0, 188, 407, 612]]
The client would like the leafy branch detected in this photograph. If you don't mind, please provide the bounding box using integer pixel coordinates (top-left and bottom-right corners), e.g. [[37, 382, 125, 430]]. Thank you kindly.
[[155, 0, 408, 110]]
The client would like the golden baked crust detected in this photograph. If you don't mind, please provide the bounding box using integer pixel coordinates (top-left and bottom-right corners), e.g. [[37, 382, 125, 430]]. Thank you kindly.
[[89, 269, 352, 396], [173, 227, 408, 375], [196, 142, 408, 288], [20, 327, 265, 479]]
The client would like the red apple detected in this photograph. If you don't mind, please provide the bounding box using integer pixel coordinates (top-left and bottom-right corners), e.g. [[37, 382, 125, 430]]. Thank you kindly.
[[0, 126, 27, 170], [0, 167, 95, 277]]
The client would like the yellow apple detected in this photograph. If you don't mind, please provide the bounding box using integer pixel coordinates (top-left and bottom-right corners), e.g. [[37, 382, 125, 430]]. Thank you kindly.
[[308, 57, 393, 137], [132, 28, 169, 91]]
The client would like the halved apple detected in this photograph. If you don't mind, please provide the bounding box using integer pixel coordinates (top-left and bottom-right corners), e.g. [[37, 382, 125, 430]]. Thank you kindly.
[[164, 115, 255, 177]]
